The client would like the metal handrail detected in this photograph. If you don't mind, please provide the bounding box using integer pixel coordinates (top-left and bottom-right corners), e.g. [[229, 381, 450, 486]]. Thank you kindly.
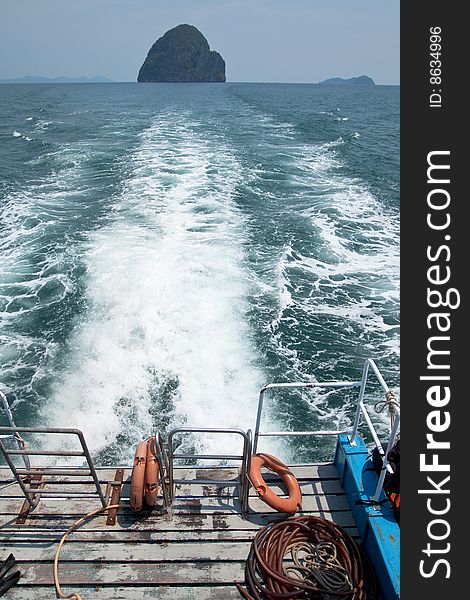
[[252, 359, 400, 503], [0, 390, 30, 470], [0, 426, 106, 508], [350, 359, 400, 501], [253, 381, 361, 454], [151, 431, 171, 510], [167, 427, 252, 514]]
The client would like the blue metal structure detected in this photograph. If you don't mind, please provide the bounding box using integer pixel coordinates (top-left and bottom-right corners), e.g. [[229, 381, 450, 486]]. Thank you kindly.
[[335, 433, 400, 600]]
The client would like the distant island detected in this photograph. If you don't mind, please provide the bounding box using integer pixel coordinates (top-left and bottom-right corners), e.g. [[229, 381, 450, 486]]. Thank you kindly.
[[0, 75, 114, 84], [138, 24, 225, 83], [319, 75, 375, 86]]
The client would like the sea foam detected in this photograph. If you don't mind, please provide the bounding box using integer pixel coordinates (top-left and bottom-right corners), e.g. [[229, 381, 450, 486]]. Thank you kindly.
[[44, 114, 266, 460]]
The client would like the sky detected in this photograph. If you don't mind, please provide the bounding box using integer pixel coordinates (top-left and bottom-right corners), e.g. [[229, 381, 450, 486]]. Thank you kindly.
[[0, 1, 399, 84]]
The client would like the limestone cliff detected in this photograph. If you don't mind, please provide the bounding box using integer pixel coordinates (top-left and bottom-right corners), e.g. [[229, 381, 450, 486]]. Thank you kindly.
[[138, 25, 226, 83]]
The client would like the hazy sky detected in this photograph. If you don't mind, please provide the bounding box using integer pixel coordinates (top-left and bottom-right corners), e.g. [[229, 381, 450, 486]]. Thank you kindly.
[[0, 1, 399, 84]]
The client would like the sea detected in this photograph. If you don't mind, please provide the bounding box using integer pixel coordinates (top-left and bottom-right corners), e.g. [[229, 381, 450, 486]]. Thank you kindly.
[[0, 82, 399, 464]]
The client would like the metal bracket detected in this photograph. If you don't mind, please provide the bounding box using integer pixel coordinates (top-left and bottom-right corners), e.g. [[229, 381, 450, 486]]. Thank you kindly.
[[16, 471, 44, 524], [106, 469, 125, 526]]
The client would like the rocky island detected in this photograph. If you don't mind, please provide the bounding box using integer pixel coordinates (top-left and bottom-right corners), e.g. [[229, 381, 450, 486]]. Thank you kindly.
[[138, 24, 226, 83], [319, 75, 375, 85]]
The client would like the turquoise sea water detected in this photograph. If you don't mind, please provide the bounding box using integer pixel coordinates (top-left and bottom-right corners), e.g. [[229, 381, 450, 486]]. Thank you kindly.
[[0, 83, 399, 463]]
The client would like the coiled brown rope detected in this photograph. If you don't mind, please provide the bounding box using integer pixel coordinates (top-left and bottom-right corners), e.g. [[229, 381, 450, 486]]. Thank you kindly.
[[236, 516, 377, 599]]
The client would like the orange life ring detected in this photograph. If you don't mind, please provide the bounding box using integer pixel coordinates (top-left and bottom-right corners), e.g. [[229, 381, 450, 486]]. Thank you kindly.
[[249, 453, 302, 513], [144, 438, 159, 507], [130, 441, 147, 512]]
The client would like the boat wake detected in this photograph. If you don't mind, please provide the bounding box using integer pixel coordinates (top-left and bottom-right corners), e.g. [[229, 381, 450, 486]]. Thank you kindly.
[[43, 114, 265, 461]]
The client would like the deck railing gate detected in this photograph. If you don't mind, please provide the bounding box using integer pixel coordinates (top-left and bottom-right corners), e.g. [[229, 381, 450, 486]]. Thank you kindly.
[[167, 427, 252, 515], [0, 425, 106, 509]]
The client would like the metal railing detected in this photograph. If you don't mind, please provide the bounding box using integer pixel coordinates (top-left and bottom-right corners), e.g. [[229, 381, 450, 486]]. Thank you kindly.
[[167, 427, 252, 514], [151, 431, 171, 510], [350, 359, 400, 501], [253, 359, 399, 503], [0, 426, 106, 508], [0, 390, 30, 471], [2, 359, 398, 510]]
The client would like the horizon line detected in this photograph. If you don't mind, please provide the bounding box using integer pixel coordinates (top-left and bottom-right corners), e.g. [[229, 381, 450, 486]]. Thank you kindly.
[[0, 78, 400, 86]]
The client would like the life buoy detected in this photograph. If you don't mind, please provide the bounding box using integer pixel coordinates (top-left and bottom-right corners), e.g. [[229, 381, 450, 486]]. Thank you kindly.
[[144, 437, 159, 507], [130, 441, 147, 512], [249, 453, 302, 513]]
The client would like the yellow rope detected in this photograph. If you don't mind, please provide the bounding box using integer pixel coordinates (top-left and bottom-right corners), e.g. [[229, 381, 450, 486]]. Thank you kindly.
[[53, 503, 127, 600]]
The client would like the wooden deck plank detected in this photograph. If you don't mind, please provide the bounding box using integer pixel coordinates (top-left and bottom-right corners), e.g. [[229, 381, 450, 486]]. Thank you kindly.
[[0, 526, 359, 543], [0, 492, 350, 516], [0, 509, 357, 530], [1, 540, 252, 562], [7, 585, 242, 599], [0, 464, 338, 485], [176, 478, 344, 497], [17, 561, 247, 585], [0, 529, 257, 542], [0, 476, 345, 502]]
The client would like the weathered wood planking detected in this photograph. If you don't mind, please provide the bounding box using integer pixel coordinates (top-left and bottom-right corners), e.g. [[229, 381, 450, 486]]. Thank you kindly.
[[0, 478, 345, 500], [175, 477, 345, 497], [0, 529, 258, 543], [0, 526, 359, 543], [18, 561, 247, 585], [0, 492, 350, 516], [6, 585, 242, 599], [0, 508, 356, 530], [0, 464, 338, 485], [1, 540, 252, 562], [0, 461, 358, 599]]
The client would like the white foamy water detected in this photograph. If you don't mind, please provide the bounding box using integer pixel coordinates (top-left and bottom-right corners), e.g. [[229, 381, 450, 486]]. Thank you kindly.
[[278, 140, 398, 341], [44, 114, 266, 458], [265, 137, 399, 435], [0, 147, 99, 399]]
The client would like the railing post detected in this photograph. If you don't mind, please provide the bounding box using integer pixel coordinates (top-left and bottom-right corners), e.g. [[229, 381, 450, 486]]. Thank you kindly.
[[253, 386, 267, 454], [0, 439, 35, 506], [76, 430, 106, 507], [153, 432, 171, 510], [373, 411, 400, 502], [350, 360, 370, 445], [167, 430, 175, 503], [241, 429, 252, 515]]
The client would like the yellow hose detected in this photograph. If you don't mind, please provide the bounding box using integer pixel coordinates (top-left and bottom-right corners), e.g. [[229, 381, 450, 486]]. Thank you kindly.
[[53, 503, 127, 600]]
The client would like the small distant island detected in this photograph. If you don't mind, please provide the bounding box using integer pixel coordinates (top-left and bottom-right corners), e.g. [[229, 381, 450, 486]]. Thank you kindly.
[[0, 75, 114, 84], [319, 75, 375, 86], [138, 24, 226, 83]]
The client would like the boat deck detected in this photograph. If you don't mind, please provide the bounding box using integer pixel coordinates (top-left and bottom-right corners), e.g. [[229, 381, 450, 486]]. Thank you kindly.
[[0, 463, 357, 599]]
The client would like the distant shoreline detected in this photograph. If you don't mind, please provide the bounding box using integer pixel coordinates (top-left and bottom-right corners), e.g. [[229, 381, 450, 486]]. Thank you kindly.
[[0, 80, 399, 86], [0, 76, 114, 84]]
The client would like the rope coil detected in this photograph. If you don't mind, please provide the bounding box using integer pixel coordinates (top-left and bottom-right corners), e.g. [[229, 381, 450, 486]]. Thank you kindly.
[[236, 516, 377, 599], [374, 390, 399, 432], [288, 540, 353, 596]]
